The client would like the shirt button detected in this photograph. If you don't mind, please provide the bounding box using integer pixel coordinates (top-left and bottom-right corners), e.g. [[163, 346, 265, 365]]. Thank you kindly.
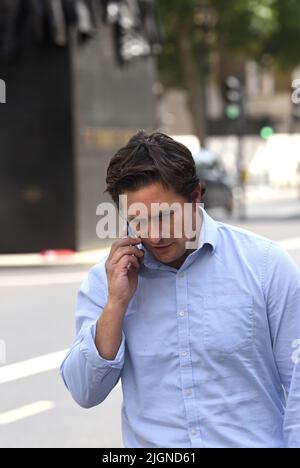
[[179, 310, 185, 317], [181, 351, 188, 357], [185, 389, 192, 396], [191, 428, 197, 436], [178, 272, 185, 279]]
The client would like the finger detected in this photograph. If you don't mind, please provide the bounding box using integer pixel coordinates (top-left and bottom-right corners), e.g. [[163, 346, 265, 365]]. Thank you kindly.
[[120, 225, 128, 238], [127, 256, 140, 271], [111, 246, 144, 265], [109, 236, 142, 257], [118, 254, 140, 272]]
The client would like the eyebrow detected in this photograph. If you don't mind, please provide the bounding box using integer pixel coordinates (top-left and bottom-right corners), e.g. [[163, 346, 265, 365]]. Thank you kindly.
[[127, 210, 175, 221]]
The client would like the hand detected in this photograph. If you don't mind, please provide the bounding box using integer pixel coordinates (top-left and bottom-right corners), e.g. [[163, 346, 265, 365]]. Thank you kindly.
[[105, 236, 144, 310]]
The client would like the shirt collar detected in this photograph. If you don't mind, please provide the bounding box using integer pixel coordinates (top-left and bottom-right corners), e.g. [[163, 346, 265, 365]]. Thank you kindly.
[[141, 206, 218, 269], [199, 206, 218, 255]]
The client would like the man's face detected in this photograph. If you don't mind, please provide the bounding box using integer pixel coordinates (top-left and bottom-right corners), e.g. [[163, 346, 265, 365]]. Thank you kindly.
[[123, 182, 202, 268]]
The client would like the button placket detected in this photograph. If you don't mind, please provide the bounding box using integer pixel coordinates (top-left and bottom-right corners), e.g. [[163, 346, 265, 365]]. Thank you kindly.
[[176, 271, 202, 446]]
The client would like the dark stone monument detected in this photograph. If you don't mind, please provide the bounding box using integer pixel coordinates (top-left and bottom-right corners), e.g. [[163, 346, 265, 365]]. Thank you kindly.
[[0, 24, 158, 254]]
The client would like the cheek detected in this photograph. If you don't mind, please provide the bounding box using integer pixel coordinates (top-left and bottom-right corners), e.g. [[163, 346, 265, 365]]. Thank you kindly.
[[172, 240, 186, 252]]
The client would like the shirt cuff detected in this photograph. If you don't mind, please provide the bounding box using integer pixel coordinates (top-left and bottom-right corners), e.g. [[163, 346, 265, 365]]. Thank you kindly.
[[79, 322, 125, 370]]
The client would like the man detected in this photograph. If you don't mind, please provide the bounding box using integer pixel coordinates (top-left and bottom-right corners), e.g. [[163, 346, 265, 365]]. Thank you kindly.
[[60, 131, 300, 448]]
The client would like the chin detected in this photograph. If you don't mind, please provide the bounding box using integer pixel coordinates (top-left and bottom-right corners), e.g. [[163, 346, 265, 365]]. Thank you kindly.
[[154, 250, 182, 263]]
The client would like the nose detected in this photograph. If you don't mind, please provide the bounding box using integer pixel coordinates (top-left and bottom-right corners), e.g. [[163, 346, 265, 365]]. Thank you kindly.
[[147, 218, 163, 245]]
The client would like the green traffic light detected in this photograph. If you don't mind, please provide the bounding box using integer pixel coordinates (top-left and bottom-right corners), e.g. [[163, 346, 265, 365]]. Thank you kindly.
[[260, 126, 274, 140], [225, 104, 240, 120]]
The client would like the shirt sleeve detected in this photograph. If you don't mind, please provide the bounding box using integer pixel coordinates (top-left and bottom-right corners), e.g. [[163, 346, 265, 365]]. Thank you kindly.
[[60, 258, 125, 408], [263, 241, 300, 448]]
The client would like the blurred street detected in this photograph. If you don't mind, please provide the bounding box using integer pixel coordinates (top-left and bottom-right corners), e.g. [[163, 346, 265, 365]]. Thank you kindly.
[[1, 0, 300, 449], [1, 189, 300, 448]]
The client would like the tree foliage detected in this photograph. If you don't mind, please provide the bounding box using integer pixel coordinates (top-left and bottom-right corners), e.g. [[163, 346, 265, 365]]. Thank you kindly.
[[157, 0, 300, 88]]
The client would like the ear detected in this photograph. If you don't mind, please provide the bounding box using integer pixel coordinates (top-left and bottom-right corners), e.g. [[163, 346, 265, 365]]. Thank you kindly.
[[192, 183, 202, 204]]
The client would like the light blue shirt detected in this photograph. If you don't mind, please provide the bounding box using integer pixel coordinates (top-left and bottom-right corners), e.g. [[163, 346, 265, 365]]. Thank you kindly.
[[60, 208, 300, 448]]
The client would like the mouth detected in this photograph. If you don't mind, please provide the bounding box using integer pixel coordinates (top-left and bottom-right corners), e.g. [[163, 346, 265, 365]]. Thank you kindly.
[[152, 243, 174, 253]]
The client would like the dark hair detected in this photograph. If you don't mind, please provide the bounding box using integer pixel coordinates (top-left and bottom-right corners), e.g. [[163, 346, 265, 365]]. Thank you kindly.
[[105, 130, 205, 205]]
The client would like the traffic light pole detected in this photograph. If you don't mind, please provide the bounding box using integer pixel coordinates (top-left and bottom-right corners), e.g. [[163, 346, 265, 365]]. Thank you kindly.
[[236, 115, 247, 221], [223, 76, 247, 221]]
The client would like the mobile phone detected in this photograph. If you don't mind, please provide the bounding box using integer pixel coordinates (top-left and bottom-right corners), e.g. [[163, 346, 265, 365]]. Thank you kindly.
[[127, 222, 144, 250], [126, 222, 144, 270]]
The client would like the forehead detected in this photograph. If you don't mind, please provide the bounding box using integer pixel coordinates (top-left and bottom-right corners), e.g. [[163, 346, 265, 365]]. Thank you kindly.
[[124, 182, 184, 206]]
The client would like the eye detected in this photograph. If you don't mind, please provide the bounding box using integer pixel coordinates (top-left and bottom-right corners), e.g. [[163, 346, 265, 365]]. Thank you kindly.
[[161, 211, 175, 219], [130, 218, 148, 234]]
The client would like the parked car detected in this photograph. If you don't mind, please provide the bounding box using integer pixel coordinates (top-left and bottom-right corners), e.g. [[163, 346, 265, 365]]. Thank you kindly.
[[193, 149, 234, 215]]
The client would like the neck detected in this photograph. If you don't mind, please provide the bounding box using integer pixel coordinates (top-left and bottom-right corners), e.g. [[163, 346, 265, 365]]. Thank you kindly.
[[166, 249, 196, 270]]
